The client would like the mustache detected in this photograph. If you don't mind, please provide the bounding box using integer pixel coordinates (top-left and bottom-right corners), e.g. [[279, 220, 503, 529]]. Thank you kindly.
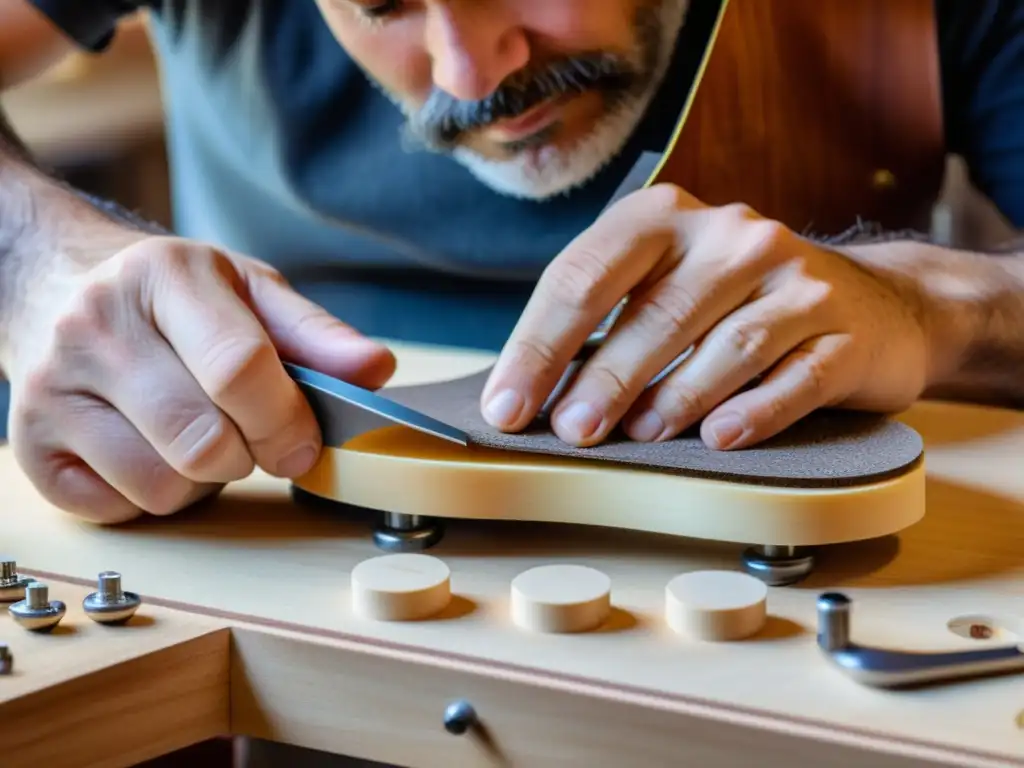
[[402, 52, 642, 151]]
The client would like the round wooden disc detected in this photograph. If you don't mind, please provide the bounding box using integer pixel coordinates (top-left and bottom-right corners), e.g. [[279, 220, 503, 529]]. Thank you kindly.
[[510, 564, 611, 633], [664, 570, 768, 641], [350, 553, 451, 622]]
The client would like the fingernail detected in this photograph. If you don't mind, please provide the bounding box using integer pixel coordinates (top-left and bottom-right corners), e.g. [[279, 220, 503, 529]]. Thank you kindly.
[[628, 410, 665, 442], [484, 389, 524, 428], [554, 401, 603, 442], [276, 444, 319, 477], [705, 415, 745, 449]]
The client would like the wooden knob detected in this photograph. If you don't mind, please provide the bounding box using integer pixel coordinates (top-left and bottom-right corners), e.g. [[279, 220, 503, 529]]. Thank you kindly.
[[350, 553, 451, 621], [664, 570, 768, 641], [510, 564, 611, 633]]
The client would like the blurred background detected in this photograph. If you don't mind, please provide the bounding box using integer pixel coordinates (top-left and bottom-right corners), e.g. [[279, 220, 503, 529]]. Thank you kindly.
[[4, 14, 171, 231], [2, 11, 1019, 262]]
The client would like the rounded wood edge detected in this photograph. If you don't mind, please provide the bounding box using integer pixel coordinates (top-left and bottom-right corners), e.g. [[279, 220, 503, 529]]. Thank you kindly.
[[350, 554, 452, 622], [509, 564, 612, 634], [294, 427, 927, 547], [664, 570, 768, 641]]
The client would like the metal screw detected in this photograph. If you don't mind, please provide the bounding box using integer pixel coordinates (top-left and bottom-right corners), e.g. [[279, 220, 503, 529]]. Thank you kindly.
[[443, 699, 478, 735], [9, 582, 66, 632], [82, 571, 142, 625], [0, 643, 12, 675], [0, 559, 35, 604]]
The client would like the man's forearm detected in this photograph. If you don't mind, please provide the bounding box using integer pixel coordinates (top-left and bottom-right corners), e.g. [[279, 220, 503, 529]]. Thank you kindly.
[[0, 103, 166, 241], [0, 103, 157, 368], [846, 236, 1024, 409]]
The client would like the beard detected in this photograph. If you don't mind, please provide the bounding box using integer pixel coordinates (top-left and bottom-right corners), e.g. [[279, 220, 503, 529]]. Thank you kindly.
[[381, 0, 691, 200]]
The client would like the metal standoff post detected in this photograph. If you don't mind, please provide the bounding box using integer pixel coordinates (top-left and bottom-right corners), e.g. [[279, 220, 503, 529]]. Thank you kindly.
[[0, 559, 35, 603], [82, 571, 143, 625], [9, 582, 66, 632]]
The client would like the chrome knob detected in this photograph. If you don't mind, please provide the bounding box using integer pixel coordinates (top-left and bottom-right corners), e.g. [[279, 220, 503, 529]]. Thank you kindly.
[[443, 699, 478, 735]]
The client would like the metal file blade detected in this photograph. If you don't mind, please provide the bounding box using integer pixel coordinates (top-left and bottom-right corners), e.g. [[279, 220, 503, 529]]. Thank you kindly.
[[284, 362, 469, 447]]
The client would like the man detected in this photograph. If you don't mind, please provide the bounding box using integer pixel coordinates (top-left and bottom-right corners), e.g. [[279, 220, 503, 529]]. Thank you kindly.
[[0, 1, 1022, 766], [0, 2, 1021, 522]]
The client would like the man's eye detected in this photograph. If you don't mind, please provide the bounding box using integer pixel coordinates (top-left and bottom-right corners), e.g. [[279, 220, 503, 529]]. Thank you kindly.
[[360, 0, 403, 18]]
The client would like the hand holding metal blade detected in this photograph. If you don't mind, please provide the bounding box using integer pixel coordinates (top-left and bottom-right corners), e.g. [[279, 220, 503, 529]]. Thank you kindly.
[[284, 362, 469, 448]]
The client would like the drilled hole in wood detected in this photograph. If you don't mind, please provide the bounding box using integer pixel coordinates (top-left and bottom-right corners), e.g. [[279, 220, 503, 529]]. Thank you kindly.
[[947, 614, 1018, 642]]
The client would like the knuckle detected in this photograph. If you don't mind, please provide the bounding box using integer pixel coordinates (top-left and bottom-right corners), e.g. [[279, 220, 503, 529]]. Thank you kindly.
[[718, 202, 759, 226], [130, 454, 206, 517], [722, 320, 772, 364], [53, 280, 122, 345], [640, 182, 687, 216], [801, 351, 833, 395], [287, 308, 341, 342], [742, 219, 790, 263], [709, 205, 790, 270], [640, 288, 696, 339], [583, 364, 633, 409], [166, 410, 249, 480], [200, 335, 276, 402], [801, 279, 836, 313], [540, 251, 614, 311], [758, 392, 789, 431], [661, 381, 707, 421], [504, 336, 562, 380], [114, 236, 183, 279], [246, 396, 320, 460], [250, 260, 289, 286], [18, 364, 60, 406], [48, 284, 136, 378], [144, 473, 200, 516]]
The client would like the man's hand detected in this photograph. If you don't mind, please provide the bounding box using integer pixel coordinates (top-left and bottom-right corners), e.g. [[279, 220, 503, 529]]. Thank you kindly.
[[480, 184, 933, 450], [4, 234, 396, 523]]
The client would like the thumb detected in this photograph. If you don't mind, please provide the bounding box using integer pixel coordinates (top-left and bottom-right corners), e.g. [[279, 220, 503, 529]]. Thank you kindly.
[[243, 266, 397, 390]]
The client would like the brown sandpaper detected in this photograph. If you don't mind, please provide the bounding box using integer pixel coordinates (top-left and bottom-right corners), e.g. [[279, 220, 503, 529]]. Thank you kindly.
[[381, 368, 924, 488]]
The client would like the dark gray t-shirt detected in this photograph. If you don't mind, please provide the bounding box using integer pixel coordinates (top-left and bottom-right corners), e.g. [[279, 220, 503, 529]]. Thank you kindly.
[[27, 0, 1024, 351]]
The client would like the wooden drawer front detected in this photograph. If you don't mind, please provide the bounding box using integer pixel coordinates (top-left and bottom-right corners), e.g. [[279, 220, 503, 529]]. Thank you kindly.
[[228, 628, 985, 768]]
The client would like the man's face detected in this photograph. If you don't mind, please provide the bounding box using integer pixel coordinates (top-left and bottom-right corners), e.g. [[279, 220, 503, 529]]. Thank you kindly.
[[315, 0, 688, 199]]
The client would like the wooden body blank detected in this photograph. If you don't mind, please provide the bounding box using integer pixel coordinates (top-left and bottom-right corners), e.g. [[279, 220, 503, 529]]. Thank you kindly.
[[0, 341, 1021, 768], [296, 424, 927, 548]]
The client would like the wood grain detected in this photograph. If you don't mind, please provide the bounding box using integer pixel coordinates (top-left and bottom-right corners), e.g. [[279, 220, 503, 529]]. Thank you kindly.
[[0, 582, 230, 768], [656, 0, 946, 235], [0, 342, 1021, 767]]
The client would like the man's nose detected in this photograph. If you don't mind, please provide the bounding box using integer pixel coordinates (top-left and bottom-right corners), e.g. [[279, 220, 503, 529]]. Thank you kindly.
[[426, 3, 529, 101]]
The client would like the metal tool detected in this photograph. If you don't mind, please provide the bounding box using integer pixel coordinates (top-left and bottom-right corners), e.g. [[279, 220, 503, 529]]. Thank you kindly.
[[83, 571, 142, 625], [9, 582, 66, 633], [286, 362, 468, 552], [0, 559, 34, 603], [816, 592, 1024, 688], [285, 362, 468, 447]]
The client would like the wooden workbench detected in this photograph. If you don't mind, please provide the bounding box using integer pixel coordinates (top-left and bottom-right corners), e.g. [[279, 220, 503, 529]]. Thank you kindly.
[[0, 341, 1021, 768]]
